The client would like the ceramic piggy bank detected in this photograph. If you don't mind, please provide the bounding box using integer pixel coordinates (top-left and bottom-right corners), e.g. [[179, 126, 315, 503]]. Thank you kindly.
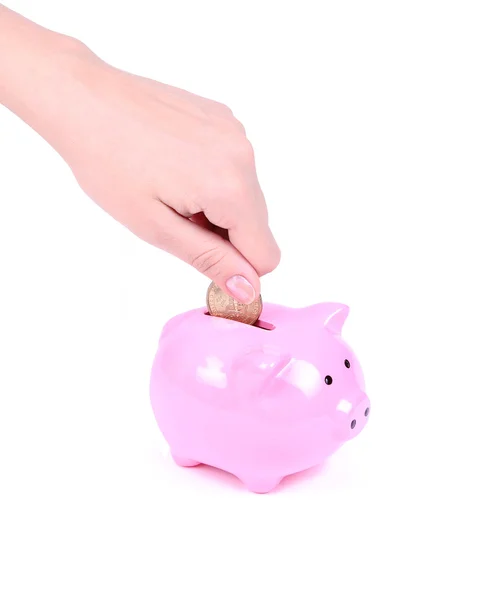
[[150, 302, 370, 493]]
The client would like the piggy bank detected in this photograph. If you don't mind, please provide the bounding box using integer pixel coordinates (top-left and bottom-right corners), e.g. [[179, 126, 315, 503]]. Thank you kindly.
[[150, 302, 370, 493]]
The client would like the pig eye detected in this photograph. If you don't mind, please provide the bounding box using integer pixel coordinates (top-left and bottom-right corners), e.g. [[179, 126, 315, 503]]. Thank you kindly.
[[324, 375, 333, 385], [344, 359, 350, 368]]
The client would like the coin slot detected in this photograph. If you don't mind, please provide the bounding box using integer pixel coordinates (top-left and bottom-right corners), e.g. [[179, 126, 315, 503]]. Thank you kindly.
[[253, 319, 275, 330], [204, 312, 275, 330]]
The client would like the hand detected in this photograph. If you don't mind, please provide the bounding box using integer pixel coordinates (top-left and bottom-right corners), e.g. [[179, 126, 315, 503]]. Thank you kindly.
[[39, 44, 280, 303]]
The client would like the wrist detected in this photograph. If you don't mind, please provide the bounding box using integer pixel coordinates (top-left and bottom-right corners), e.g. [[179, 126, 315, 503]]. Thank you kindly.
[[0, 6, 99, 152]]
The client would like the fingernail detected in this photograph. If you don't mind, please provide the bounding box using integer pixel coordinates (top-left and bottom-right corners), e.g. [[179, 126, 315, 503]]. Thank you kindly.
[[226, 275, 256, 304]]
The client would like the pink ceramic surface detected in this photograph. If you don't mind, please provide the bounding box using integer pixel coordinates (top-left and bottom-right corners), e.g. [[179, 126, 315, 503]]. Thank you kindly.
[[150, 302, 370, 493]]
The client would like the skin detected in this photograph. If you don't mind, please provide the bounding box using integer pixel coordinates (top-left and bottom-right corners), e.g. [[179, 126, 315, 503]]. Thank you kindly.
[[0, 5, 280, 303]]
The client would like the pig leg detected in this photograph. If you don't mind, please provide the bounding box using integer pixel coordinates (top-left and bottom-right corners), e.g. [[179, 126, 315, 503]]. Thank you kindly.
[[171, 453, 200, 467], [241, 476, 283, 494]]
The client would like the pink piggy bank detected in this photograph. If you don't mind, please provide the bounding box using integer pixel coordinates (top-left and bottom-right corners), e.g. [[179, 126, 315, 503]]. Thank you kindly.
[[150, 302, 370, 493]]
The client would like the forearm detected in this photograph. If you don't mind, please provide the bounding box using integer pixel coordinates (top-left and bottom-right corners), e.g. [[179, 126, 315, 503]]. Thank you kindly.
[[0, 5, 97, 154]]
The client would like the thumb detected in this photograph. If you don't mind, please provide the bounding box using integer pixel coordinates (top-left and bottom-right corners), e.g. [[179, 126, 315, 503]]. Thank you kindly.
[[155, 205, 260, 304]]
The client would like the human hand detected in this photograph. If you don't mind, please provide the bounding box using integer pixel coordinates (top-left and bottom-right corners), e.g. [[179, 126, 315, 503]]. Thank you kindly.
[[36, 43, 280, 303]]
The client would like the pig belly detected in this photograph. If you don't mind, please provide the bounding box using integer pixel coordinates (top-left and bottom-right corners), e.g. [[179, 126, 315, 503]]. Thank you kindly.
[[151, 382, 340, 481]]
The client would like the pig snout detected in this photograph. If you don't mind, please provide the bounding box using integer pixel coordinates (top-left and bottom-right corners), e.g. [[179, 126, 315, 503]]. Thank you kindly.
[[336, 394, 371, 440], [348, 395, 370, 438]]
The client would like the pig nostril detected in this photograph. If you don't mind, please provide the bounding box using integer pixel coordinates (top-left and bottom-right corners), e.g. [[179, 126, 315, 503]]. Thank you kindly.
[[365, 407, 370, 417], [350, 419, 356, 429]]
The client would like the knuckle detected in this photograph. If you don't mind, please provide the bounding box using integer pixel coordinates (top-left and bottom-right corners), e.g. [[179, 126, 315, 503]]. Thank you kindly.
[[258, 245, 281, 276], [223, 134, 254, 164], [214, 173, 249, 202], [269, 244, 282, 270], [235, 138, 255, 163], [213, 101, 234, 116], [190, 247, 227, 276]]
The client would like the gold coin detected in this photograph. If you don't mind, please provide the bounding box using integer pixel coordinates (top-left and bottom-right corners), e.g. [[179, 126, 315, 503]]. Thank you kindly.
[[206, 281, 262, 325]]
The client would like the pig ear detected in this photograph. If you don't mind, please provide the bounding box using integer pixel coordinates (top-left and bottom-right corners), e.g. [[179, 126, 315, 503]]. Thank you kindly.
[[304, 302, 350, 335], [324, 303, 349, 334], [231, 346, 292, 402]]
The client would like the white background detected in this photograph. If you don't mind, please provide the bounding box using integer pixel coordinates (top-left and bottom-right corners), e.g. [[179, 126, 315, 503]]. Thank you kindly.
[[1, 1, 477, 598]]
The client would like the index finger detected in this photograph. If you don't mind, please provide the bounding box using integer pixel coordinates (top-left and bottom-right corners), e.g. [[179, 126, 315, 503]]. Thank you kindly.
[[227, 187, 281, 276]]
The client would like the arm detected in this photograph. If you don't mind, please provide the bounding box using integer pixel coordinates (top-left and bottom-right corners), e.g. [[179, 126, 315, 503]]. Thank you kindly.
[[0, 6, 85, 148], [0, 5, 280, 303]]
